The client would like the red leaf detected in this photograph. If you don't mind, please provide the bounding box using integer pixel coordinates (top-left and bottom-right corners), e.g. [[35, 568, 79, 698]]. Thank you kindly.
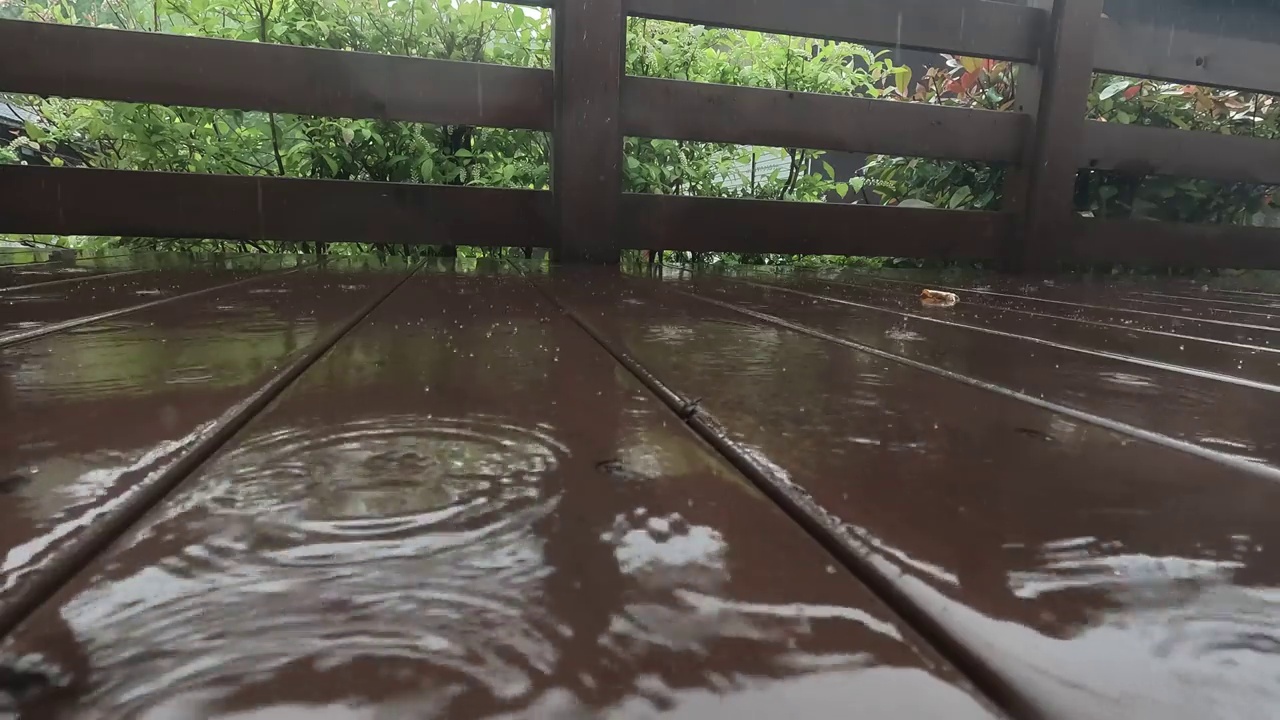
[[1123, 85, 1141, 100]]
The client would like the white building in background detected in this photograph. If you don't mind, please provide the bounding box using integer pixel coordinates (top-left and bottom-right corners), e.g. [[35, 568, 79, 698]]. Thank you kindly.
[[721, 148, 814, 194]]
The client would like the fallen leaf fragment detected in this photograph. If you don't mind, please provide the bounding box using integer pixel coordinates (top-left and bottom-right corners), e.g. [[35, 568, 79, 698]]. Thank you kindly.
[[920, 289, 959, 307]]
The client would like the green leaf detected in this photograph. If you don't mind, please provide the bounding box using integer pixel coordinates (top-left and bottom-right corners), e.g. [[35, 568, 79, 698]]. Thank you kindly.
[[822, 161, 835, 180], [948, 186, 973, 208], [851, 177, 866, 194], [419, 157, 435, 180], [22, 121, 47, 141], [835, 182, 849, 199], [626, 156, 640, 170], [1099, 79, 1132, 101], [894, 66, 912, 96], [321, 153, 338, 174]]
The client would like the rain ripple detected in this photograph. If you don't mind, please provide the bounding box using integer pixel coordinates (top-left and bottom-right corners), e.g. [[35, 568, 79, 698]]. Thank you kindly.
[[51, 415, 571, 714]]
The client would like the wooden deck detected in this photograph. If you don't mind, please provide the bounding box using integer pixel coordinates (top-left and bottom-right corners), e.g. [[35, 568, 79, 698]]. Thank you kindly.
[[1, 254, 1278, 719]]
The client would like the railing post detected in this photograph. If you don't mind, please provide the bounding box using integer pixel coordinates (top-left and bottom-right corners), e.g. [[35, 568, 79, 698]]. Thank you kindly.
[[551, 0, 625, 264], [997, 0, 1047, 270], [1004, 0, 1104, 271]]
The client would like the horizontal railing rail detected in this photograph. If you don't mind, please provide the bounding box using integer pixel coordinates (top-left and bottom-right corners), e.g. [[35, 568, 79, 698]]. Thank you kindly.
[[1079, 122, 1280, 187], [1067, 217, 1280, 270], [0, 20, 553, 130], [1094, 18, 1280, 96], [0, 166, 552, 246], [622, 77, 1028, 163], [620, 193, 1007, 259], [625, 0, 1045, 62]]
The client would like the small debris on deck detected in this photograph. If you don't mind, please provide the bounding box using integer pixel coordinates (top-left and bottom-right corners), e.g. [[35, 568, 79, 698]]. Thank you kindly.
[[920, 288, 960, 307]]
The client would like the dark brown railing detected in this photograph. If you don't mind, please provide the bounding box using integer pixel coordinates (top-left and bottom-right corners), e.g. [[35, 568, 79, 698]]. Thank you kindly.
[[2, 0, 1279, 268]]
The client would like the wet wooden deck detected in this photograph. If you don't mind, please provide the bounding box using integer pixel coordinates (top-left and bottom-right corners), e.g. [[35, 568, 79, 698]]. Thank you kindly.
[[1, 253, 1278, 720]]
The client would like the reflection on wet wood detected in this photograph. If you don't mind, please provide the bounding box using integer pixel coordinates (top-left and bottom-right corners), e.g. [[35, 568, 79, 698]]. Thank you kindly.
[[3, 258, 1280, 719], [0, 257, 414, 633], [536, 263, 1280, 720], [3, 264, 999, 719]]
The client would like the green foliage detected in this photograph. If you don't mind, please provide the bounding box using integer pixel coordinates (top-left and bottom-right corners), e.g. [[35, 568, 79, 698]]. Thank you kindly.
[[17, 0, 1270, 267], [0, 141, 21, 165], [862, 56, 1012, 213], [5, 0, 553, 255], [4, 3, 905, 260], [622, 20, 903, 203], [646, 249, 887, 269], [620, 20, 907, 266], [1079, 77, 1278, 225], [864, 54, 1280, 229]]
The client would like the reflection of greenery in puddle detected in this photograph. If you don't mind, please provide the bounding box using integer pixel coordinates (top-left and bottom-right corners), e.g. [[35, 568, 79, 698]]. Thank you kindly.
[[13, 316, 322, 401]]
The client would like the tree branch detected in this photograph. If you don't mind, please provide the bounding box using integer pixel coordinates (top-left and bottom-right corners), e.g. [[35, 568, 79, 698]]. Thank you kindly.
[[780, 148, 800, 199], [250, 0, 288, 176]]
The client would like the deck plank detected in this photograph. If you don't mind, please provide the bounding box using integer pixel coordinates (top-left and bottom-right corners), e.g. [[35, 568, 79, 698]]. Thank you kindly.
[[5, 260, 1280, 719], [0, 265, 1005, 719], [0, 253, 159, 290], [0, 257, 413, 630], [970, 281, 1280, 327], [817, 270, 1280, 349], [667, 272, 1280, 470], [0, 254, 308, 347], [819, 267, 1280, 351], [711, 269, 1280, 388], [0, 250, 131, 267], [537, 268, 1280, 720]]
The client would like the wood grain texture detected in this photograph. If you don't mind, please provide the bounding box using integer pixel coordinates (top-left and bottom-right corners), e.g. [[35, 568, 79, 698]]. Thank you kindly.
[[0, 166, 552, 247], [1011, 0, 1104, 271], [552, 0, 626, 262], [1066, 217, 1280, 269], [622, 77, 1028, 163], [1079, 121, 1280, 186], [0, 20, 553, 130], [626, 0, 1045, 62], [1094, 17, 1280, 95], [621, 194, 1007, 259]]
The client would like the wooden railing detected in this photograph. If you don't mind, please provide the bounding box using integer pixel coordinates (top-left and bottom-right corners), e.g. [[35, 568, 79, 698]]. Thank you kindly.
[[2, 0, 1279, 268]]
